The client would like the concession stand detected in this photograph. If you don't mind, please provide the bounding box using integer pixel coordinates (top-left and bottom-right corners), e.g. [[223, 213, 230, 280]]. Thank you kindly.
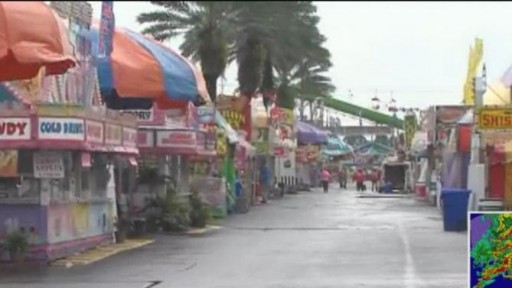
[[0, 104, 138, 261]]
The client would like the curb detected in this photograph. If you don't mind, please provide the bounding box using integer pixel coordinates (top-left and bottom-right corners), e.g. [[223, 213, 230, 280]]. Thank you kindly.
[[357, 193, 411, 199], [51, 238, 155, 267]]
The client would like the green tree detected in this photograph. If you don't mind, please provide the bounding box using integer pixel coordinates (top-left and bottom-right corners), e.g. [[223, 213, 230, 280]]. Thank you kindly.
[[137, 1, 236, 102], [232, 1, 334, 111]]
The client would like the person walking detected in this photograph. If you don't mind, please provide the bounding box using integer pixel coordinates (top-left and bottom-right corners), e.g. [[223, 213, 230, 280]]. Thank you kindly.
[[339, 167, 347, 189], [321, 168, 331, 193], [370, 168, 380, 192], [259, 162, 271, 204], [354, 169, 366, 191]]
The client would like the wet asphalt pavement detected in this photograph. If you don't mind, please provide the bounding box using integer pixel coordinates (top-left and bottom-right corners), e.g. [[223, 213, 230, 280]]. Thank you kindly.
[[0, 185, 467, 288]]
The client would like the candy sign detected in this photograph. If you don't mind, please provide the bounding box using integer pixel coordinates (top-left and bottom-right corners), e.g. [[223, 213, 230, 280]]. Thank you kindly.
[[122, 109, 153, 122], [0, 118, 31, 140], [33, 152, 64, 179], [38, 118, 84, 141]]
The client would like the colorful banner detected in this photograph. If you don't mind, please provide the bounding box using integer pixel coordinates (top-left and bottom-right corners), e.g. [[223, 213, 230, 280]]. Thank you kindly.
[[252, 127, 269, 155], [404, 114, 417, 150], [216, 96, 252, 141], [270, 106, 296, 146], [306, 144, 320, 162], [0, 150, 18, 177], [216, 128, 227, 156], [463, 38, 484, 105], [98, 1, 115, 58]]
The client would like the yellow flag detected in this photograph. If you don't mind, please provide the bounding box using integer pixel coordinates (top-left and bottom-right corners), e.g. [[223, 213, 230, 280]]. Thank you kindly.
[[462, 38, 484, 105], [466, 46, 475, 81], [474, 38, 484, 67], [463, 47, 475, 105]]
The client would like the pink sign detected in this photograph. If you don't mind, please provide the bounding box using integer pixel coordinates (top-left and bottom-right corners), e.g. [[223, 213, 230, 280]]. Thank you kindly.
[[137, 130, 154, 148], [105, 124, 122, 145], [122, 127, 137, 147], [86, 120, 104, 144], [156, 130, 196, 148], [0, 117, 31, 140]]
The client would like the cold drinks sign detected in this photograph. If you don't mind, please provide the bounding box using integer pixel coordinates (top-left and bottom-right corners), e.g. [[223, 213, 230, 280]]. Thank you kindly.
[[478, 107, 512, 130], [38, 117, 85, 141], [0, 118, 31, 140]]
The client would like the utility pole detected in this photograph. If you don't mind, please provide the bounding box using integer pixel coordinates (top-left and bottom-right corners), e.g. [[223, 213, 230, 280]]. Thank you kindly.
[[473, 64, 487, 198]]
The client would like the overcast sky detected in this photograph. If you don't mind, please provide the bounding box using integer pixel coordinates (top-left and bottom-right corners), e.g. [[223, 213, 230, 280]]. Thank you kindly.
[[89, 1, 512, 113]]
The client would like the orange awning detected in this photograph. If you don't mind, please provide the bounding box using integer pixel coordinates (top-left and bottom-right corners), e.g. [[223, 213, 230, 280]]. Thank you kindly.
[[0, 2, 76, 81]]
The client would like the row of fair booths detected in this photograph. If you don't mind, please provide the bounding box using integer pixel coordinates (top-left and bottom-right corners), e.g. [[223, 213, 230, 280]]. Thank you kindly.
[[410, 80, 512, 231], [295, 121, 355, 188], [0, 1, 257, 262]]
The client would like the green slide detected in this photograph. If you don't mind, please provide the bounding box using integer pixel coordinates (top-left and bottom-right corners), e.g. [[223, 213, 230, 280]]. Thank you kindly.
[[323, 97, 404, 129]]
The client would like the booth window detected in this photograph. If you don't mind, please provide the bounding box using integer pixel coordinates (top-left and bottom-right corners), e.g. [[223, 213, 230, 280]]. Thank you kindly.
[[81, 169, 90, 192], [92, 154, 109, 198], [18, 150, 34, 175], [49, 152, 73, 203]]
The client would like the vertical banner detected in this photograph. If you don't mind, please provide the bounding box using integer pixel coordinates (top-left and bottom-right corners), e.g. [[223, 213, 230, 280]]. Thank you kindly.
[[463, 38, 484, 105], [0, 150, 18, 177], [404, 114, 417, 150], [98, 1, 115, 58]]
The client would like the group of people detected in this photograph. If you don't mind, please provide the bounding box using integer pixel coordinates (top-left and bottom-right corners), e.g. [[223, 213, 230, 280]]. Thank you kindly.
[[260, 162, 384, 196], [320, 166, 382, 193]]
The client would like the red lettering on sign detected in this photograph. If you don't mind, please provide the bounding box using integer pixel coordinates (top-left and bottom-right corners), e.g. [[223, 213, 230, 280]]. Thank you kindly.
[[0, 122, 27, 136], [482, 114, 512, 128], [87, 125, 102, 139], [161, 132, 194, 145]]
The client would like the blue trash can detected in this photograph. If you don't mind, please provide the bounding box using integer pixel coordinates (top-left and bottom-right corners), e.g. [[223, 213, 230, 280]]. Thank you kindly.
[[383, 182, 393, 194], [441, 188, 471, 232]]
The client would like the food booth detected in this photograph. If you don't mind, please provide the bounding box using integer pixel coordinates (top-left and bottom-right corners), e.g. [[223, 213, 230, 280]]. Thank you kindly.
[[0, 104, 138, 261]]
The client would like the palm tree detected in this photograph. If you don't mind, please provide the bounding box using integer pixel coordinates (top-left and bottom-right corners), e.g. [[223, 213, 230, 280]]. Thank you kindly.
[[273, 53, 335, 113], [137, 1, 236, 102], [258, 2, 334, 112], [232, 1, 329, 110]]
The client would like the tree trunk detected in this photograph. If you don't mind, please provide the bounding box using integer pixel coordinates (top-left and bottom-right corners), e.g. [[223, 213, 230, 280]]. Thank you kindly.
[[299, 96, 305, 121], [204, 74, 218, 103], [308, 100, 314, 123]]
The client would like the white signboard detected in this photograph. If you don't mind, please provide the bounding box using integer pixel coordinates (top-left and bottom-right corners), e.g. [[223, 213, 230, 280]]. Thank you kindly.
[[0, 117, 31, 140], [38, 117, 85, 141], [122, 109, 153, 122], [33, 152, 65, 179]]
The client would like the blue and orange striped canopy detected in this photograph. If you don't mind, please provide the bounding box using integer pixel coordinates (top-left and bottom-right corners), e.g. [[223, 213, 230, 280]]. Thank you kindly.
[[81, 23, 210, 110]]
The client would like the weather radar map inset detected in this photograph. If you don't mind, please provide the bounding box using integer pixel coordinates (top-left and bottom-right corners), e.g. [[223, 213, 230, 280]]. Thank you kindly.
[[470, 212, 512, 288]]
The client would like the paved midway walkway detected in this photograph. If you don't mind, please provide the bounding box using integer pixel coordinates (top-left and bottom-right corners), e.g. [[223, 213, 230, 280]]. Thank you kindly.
[[0, 185, 467, 288]]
